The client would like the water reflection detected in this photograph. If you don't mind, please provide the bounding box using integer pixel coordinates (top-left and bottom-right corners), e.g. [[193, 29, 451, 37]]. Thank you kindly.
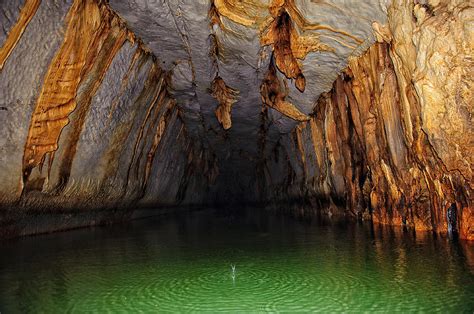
[[0, 206, 473, 312]]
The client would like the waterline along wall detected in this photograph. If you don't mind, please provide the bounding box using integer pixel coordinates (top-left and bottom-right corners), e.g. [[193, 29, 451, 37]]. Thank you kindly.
[[0, 0, 472, 239]]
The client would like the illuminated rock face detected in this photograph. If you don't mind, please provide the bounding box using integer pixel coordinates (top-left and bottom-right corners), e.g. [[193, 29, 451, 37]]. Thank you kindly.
[[0, 0, 218, 236], [259, 0, 473, 240], [0, 0, 472, 239]]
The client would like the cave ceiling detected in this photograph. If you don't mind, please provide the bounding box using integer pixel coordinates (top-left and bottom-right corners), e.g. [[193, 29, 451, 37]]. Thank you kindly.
[[109, 0, 389, 163]]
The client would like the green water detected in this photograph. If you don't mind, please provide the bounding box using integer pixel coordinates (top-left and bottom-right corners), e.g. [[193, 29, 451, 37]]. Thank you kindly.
[[1, 208, 473, 313]]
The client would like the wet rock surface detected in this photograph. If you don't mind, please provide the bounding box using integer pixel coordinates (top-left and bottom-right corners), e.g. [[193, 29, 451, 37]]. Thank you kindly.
[[260, 1, 473, 240], [0, 0, 472, 239]]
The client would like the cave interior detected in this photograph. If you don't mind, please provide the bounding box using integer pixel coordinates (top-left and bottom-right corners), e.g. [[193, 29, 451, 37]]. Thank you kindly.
[[0, 0, 472, 240]]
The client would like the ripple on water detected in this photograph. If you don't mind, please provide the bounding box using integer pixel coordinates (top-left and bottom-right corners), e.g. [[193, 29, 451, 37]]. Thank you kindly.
[[1, 209, 473, 313], [56, 251, 473, 313]]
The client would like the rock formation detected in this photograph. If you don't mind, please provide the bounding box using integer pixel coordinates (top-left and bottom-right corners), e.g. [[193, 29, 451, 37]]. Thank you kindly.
[[0, 0, 472, 239]]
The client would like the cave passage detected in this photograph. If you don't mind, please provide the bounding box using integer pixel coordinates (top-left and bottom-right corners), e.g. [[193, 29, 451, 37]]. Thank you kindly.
[[1, 207, 473, 312], [0, 0, 472, 239], [1, 0, 474, 312]]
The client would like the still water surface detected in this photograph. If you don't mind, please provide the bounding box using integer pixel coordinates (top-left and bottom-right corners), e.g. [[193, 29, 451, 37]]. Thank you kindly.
[[1, 207, 473, 312]]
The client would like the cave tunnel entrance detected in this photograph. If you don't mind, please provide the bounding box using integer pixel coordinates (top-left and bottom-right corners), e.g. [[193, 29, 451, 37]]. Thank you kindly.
[[1, 0, 473, 311]]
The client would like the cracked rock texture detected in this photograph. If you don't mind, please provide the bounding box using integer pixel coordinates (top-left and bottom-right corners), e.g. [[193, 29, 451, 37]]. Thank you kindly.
[[260, 0, 473, 240], [0, 0, 472, 239]]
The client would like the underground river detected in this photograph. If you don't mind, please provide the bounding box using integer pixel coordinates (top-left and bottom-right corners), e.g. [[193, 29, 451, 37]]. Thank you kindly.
[[1, 207, 473, 312]]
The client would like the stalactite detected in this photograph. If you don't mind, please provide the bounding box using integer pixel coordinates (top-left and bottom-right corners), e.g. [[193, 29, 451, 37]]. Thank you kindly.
[[210, 76, 239, 130], [260, 60, 309, 121], [0, 0, 471, 241], [142, 99, 176, 195], [176, 140, 219, 203], [276, 40, 473, 240], [212, 0, 268, 27], [54, 15, 129, 192], [256, 88, 269, 200], [260, 8, 333, 92], [106, 46, 144, 122], [208, 8, 239, 131], [124, 64, 166, 194], [0, 0, 40, 70], [22, 0, 128, 190], [99, 49, 156, 191]]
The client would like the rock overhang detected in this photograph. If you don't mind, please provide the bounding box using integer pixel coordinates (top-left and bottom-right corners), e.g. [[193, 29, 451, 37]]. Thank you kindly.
[[108, 0, 389, 165]]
